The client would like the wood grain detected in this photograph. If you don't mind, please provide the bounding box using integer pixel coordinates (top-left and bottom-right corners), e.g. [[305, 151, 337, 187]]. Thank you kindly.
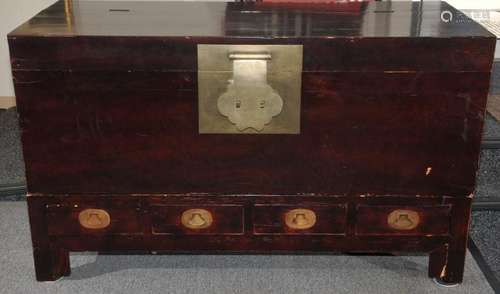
[[12, 70, 490, 196]]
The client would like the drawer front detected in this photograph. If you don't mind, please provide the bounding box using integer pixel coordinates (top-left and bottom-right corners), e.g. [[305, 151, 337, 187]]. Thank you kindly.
[[46, 204, 143, 236], [355, 205, 451, 236], [151, 205, 244, 235], [253, 204, 347, 235]]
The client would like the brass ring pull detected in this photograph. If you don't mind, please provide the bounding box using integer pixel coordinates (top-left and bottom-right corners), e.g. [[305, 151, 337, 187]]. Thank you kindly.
[[181, 208, 213, 229], [387, 209, 420, 230], [284, 208, 316, 230], [78, 208, 111, 229]]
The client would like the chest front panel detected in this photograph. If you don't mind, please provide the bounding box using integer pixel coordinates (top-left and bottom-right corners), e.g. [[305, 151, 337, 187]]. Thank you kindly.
[[11, 36, 493, 196]]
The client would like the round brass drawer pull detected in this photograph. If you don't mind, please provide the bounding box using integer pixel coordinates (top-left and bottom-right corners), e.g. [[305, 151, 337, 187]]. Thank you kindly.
[[387, 209, 420, 230], [181, 208, 213, 229], [78, 208, 111, 229], [285, 208, 316, 230]]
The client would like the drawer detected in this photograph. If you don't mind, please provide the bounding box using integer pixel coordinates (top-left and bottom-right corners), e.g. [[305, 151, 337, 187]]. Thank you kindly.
[[46, 202, 143, 236], [355, 205, 451, 236], [253, 204, 347, 235], [151, 205, 244, 235]]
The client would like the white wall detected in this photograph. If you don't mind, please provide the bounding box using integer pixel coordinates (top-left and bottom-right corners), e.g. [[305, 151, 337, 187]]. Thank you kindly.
[[0, 0, 499, 99], [0, 0, 226, 99], [446, 0, 500, 10], [0, 0, 57, 97]]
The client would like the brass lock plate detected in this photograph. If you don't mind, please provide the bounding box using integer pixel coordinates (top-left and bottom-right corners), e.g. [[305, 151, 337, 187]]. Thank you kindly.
[[198, 44, 303, 134], [387, 209, 420, 230], [78, 208, 111, 230]]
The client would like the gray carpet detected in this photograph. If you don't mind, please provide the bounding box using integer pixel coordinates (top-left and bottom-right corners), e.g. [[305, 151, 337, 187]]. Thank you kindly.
[[476, 149, 500, 199], [484, 114, 500, 139], [491, 61, 500, 95], [0, 108, 24, 185], [470, 211, 500, 283], [0, 202, 495, 294]]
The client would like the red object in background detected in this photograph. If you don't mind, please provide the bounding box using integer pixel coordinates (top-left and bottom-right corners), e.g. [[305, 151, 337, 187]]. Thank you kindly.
[[257, 0, 373, 14]]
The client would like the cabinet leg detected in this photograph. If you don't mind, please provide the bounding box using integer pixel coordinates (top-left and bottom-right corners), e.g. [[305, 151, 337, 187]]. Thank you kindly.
[[28, 197, 71, 281], [428, 244, 466, 285], [428, 197, 471, 285], [33, 246, 71, 281], [428, 245, 448, 279]]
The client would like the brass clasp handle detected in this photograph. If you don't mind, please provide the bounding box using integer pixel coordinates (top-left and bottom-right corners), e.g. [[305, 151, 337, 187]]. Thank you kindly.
[[78, 208, 111, 229], [181, 208, 213, 229], [285, 208, 317, 230], [229, 53, 271, 60], [387, 209, 420, 230], [217, 51, 283, 132]]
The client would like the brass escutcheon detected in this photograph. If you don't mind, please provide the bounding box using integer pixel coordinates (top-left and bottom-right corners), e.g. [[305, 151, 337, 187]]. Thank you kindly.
[[387, 209, 420, 230], [216, 52, 283, 132], [78, 208, 111, 229], [198, 44, 303, 134], [181, 208, 213, 229], [284, 208, 317, 230]]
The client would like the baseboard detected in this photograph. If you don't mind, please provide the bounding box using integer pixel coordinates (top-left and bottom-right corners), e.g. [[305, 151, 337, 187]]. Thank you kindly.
[[472, 198, 500, 210], [482, 139, 500, 149], [0, 182, 26, 199], [468, 239, 500, 293], [496, 40, 500, 60], [0, 96, 16, 109]]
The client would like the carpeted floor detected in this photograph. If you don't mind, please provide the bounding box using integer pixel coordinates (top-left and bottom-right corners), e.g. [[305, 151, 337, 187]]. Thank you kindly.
[[0, 108, 25, 200], [476, 149, 500, 200], [0, 108, 24, 186], [0, 201, 495, 294], [491, 61, 500, 96], [470, 211, 500, 283], [484, 114, 500, 138]]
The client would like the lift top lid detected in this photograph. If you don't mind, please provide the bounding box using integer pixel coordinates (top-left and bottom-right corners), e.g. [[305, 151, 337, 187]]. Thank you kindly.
[[8, 0, 495, 38]]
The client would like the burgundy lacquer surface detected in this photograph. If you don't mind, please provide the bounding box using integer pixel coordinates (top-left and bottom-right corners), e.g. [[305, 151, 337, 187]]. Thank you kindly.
[[11, 68, 491, 196]]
